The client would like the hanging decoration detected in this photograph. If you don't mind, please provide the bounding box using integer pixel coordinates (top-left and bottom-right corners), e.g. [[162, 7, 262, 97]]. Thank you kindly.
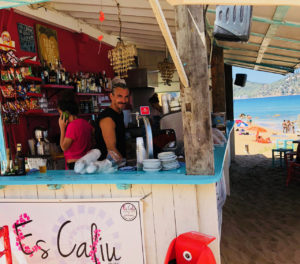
[[157, 48, 176, 86], [97, 0, 105, 54], [108, 0, 137, 78]]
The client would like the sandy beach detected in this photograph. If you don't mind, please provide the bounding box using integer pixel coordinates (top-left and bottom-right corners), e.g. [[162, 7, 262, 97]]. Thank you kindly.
[[221, 128, 300, 264]]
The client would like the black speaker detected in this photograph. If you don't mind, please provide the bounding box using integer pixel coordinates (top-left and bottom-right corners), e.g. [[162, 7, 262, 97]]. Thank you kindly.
[[213, 5, 252, 42], [234, 74, 247, 87]]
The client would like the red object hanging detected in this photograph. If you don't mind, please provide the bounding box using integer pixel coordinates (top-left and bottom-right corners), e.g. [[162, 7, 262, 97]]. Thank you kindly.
[[99, 11, 105, 22]]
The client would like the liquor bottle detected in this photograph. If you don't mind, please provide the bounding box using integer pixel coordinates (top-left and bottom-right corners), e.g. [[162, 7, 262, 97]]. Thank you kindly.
[[15, 143, 25, 175], [59, 60, 66, 85], [80, 72, 86, 93], [56, 60, 61, 84], [49, 63, 57, 84], [102, 70, 108, 90]]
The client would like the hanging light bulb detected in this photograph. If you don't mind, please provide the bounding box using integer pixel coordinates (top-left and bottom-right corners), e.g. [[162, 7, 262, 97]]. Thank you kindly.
[[108, 1, 137, 78], [157, 47, 176, 86]]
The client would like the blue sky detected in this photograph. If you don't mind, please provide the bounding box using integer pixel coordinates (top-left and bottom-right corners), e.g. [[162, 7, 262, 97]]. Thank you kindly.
[[232, 67, 285, 84]]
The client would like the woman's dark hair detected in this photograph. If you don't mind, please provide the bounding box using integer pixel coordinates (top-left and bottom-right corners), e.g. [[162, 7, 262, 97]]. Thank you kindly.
[[57, 90, 79, 115], [149, 93, 159, 104]]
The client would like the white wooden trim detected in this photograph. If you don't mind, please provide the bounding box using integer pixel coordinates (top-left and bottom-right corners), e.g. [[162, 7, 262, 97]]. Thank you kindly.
[[131, 184, 156, 264], [148, 0, 189, 88], [151, 184, 177, 263], [173, 184, 199, 235], [196, 183, 221, 264], [55, 184, 74, 199], [72, 184, 93, 199], [166, 0, 300, 6]]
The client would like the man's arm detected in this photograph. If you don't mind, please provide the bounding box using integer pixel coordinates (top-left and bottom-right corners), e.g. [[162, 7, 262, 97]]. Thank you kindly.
[[99, 117, 123, 159]]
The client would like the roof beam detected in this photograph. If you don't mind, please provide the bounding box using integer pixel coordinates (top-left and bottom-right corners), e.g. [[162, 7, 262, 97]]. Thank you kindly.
[[51, 3, 175, 19], [85, 19, 175, 33], [148, 0, 189, 88], [225, 58, 294, 72], [53, 0, 174, 10], [69, 11, 176, 26], [99, 25, 171, 37], [254, 6, 290, 70], [167, 0, 300, 6], [14, 4, 118, 46]]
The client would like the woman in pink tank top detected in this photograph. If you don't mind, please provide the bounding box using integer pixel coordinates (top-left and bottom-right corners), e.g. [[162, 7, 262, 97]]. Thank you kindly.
[[57, 91, 94, 170]]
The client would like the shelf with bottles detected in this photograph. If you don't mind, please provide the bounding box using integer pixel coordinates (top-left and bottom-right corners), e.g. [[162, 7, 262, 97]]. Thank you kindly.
[[41, 84, 74, 90]]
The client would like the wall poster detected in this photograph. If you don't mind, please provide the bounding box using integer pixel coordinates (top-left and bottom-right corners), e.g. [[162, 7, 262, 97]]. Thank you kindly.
[[35, 24, 59, 66], [0, 198, 146, 264], [17, 23, 36, 53]]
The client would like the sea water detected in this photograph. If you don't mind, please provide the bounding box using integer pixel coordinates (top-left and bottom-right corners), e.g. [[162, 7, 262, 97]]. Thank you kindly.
[[234, 95, 300, 131]]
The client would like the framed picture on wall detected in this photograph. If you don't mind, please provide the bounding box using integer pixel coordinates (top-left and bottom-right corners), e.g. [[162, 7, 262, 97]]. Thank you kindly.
[[35, 24, 59, 66]]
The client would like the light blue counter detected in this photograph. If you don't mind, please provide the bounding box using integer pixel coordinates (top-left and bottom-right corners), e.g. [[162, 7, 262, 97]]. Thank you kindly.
[[0, 122, 234, 187]]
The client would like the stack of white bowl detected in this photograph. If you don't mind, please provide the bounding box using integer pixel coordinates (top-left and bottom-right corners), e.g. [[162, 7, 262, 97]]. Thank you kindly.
[[158, 152, 180, 170], [142, 159, 162, 172]]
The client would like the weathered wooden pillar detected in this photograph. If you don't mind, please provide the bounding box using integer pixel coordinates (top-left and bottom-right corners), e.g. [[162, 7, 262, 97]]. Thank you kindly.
[[211, 45, 226, 113], [225, 64, 233, 121], [175, 5, 214, 175]]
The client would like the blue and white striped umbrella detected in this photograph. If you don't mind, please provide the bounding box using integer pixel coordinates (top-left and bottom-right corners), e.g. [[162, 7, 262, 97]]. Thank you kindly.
[[237, 122, 248, 128]]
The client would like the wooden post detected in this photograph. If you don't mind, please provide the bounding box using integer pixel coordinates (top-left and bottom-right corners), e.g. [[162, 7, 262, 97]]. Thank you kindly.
[[175, 5, 214, 175], [211, 45, 226, 113], [225, 64, 233, 121]]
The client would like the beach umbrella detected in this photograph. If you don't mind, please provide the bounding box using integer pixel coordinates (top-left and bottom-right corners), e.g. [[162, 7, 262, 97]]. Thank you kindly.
[[237, 122, 248, 128], [247, 125, 267, 137], [235, 120, 243, 124]]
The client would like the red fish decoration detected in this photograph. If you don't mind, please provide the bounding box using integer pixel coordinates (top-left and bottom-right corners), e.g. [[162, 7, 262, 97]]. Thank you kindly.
[[164, 232, 216, 264]]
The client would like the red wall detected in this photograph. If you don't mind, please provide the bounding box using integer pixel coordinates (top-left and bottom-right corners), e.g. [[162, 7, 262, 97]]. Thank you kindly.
[[0, 8, 114, 76], [0, 8, 115, 156]]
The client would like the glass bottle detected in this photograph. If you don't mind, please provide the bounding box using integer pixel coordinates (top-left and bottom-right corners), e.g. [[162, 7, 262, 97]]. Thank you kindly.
[[15, 143, 25, 175], [49, 63, 57, 84]]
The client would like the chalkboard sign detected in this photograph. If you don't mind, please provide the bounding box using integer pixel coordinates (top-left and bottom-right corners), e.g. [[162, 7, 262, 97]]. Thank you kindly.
[[17, 23, 36, 53]]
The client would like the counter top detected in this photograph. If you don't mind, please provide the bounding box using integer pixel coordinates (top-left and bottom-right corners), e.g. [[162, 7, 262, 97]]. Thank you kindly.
[[0, 122, 234, 186]]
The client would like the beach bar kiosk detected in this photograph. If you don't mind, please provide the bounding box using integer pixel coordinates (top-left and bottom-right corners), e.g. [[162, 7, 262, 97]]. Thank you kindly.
[[0, 2, 239, 264]]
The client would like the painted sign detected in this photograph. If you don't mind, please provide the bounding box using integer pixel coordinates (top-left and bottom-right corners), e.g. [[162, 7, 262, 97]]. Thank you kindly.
[[35, 24, 59, 66], [17, 23, 36, 53], [0, 199, 145, 264]]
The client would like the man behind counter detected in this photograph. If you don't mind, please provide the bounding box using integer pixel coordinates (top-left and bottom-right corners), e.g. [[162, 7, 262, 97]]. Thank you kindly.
[[95, 78, 129, 161]]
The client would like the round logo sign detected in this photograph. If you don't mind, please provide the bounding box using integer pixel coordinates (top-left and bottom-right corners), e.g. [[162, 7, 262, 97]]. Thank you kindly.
[[120, 203, 137, 221]]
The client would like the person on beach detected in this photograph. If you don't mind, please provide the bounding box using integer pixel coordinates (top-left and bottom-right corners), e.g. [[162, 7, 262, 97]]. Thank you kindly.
[[287, 120, 291, 133], [247, 115, 252, 126], [58, 91, 94, 170], [282, 120, 287, 133], [291, 121, 295, 134]]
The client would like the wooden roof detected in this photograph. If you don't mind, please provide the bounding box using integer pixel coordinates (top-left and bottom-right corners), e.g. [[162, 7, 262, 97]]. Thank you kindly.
[[14, 1, 300, 75]]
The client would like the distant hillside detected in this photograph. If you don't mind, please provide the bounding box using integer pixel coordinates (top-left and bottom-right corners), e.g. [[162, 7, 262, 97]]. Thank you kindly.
[[233, 73, 300, 99]]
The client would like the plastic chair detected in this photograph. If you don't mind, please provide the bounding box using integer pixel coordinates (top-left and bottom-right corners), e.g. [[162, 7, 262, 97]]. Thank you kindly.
[[272, 139, 294, 167], [0, 226, 12, 264], [285, 149, 300, 186]]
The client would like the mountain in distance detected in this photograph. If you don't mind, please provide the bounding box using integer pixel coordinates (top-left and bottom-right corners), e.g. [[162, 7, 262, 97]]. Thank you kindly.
[[233, 72, 300, 99]]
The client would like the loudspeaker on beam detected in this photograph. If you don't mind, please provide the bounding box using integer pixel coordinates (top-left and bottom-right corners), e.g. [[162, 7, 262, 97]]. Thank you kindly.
[[234, 74, 247, 87], [213, 5, 253, 42]]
